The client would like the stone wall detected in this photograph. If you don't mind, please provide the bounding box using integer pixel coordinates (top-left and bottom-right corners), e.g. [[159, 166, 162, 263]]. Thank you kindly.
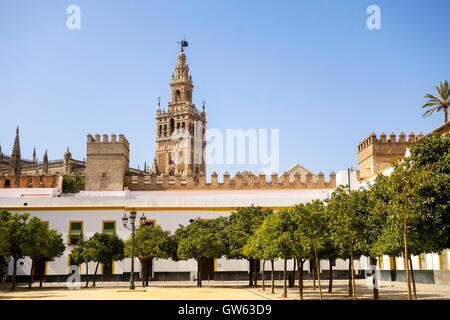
[[124, 171, 336, 191]]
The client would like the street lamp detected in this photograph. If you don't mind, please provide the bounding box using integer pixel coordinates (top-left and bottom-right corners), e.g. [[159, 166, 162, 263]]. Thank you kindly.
[[122, 208, 147, 290]]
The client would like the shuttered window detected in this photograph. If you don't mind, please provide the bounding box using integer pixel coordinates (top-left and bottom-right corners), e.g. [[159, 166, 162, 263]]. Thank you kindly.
[[69, 222, 82, 244], [103, 222, 115, 235]]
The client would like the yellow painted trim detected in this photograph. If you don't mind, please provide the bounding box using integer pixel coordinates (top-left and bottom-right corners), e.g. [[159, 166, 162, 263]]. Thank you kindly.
[[1, 205, 295, 212], [45, 261, 48, 276], [389, 256, 396, 270], [68, 221, 83, 245], [102, 220, 116, 234], [214, 258, 217, 272]]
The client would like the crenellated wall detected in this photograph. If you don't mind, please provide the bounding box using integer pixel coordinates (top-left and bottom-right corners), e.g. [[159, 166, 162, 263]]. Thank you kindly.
[[357, 131, 424, 180], [85, 134, 130, 191], [123, 171, 336, 191]]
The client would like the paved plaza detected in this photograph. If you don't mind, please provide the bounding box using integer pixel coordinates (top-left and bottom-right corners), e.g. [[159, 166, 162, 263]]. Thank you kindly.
[[0, 279, 449, 300]]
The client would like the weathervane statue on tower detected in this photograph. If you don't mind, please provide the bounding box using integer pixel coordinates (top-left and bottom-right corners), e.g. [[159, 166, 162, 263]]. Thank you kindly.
[[178, 39, 188, 52]]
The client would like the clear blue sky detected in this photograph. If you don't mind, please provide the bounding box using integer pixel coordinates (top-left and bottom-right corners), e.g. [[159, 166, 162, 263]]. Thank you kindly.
[[0, 0, 449, 177]]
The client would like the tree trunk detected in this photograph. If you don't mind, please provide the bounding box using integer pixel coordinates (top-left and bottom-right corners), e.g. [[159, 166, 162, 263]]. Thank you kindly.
[[314, 241, 323, 300], [312, 260, 316, 290], [348, 257, 352, 296], [92, 262, 99, 287], [408, 255, 417, 300], [12, 256, 17, 291], [292, 258, 296, 287], [262, 260, 265, 291], [349, 240, 356, 300], [297, 258, 304, 300], [28, 259, 35, 288], [248, 258, 254, 287], [282, 259, 287, 298], [85, 262, 89, 288], [370, 257, 379, 300], [403, 214, 411, 300], [254, 259, 258, 287], [197, 259, 202, 288], [328, 258, 333, 293], [271, 260, 275, 294], [147, 259, 152, 287], [445, 108, 448, 124], [141, 260, 145, 287]]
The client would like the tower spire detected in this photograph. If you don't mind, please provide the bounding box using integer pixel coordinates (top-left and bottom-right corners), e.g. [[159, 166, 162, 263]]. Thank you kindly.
[[9, 126, 21, 186], [43, 149, 48, 174]]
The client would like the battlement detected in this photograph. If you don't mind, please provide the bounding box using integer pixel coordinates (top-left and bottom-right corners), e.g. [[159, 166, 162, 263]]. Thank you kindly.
[[123, 171, 336, 191], [87, 133, 129, 147], [357, 131, 424, 153], [357, 130, 424, 180]]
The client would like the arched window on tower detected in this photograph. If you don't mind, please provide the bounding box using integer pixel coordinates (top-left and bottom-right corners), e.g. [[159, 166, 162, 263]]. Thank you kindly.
[[187, 90, 191, 101], [159, 125, 162, 137], [164, 124, 167, 136], [175, 90, 181, 102]]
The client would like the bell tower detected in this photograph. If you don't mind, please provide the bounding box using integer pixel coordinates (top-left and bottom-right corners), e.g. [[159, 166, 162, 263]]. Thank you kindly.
[[155, 42, 206, 177]]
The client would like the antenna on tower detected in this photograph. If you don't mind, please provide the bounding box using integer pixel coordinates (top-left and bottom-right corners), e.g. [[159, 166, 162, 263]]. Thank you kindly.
[[177, 39, 189, 52]]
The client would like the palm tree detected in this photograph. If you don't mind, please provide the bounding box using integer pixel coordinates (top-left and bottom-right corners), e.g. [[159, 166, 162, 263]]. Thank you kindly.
[[421, 80, 449, 124]]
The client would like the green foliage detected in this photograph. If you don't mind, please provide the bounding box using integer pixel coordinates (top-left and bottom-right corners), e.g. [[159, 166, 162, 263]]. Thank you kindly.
[[85, 232, 125, 265], [23, 217, 65, 262], [62, 174, 84, 193], [222, 205, 272, 260], [124, 225, 170, 261], [421, 80, 449, 123], [0, 210, 30, 260], [176, 219, 225, 261], [327, 186, 369, 258], [243, 212, 283, 261]]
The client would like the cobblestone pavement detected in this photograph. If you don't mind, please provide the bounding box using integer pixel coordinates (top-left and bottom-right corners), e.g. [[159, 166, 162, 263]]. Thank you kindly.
[[0, 279, 449, 300]]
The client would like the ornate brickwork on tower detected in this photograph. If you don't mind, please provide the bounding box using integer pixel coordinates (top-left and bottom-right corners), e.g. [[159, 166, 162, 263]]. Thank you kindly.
[[155, 47, 206, 177]]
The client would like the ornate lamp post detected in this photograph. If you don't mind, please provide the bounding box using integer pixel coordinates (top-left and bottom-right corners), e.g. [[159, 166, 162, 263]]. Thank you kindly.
[[122, 208, 147, 290]]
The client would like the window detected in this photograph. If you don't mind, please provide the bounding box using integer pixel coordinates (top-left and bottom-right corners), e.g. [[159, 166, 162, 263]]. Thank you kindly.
[[4, 179, 10, 187], [103, 221, 115, 235], [140, 219, 155, 227], [101, 172, 107, 178], [439, 250, 448, 270], [69, 222, 83, 245]]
